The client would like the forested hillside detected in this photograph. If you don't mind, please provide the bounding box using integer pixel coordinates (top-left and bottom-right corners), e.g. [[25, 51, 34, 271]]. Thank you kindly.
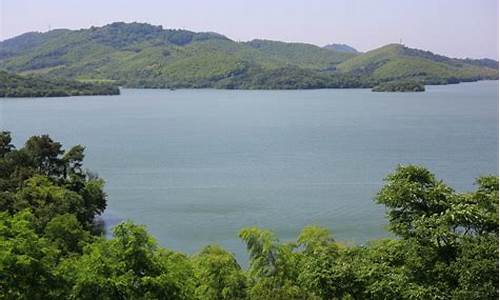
[[337, 44, 498, 84], [0, 71, 119, 97], [0, 22, 497, 90], [0, 132, 497, 299]]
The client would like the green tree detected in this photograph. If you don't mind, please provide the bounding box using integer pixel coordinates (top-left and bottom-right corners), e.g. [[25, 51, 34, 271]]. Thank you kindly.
[[0, 131, 14, 157], [295, 226, 358, 299], [451, 235, 498, 299], [375, 165, 499, 298], [192, 245, 247, 300], [24, 135, 64, 177], [0, 133, 107, 230], [14, 175, 84, 231], [0, 210, 61, 299], [44, 213, 92, 256], [62, 144, 85, 178], [239, 227, 310, 300], [60, 221, 195, 300], [375, 165, 455, 243]]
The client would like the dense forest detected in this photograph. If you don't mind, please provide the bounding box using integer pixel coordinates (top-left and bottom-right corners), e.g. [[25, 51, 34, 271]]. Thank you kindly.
[[0, 22, 497, 90], [0, 131, 497, 299], [372, 80, 425, 92], [0, 71, 119, 97]]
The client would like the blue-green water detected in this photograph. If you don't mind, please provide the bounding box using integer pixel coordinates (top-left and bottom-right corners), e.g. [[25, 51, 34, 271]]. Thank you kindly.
[[1, 81, 498, 263]]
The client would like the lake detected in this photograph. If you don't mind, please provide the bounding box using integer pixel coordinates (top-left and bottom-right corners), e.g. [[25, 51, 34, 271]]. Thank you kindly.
[[1, 81, 498, 263]]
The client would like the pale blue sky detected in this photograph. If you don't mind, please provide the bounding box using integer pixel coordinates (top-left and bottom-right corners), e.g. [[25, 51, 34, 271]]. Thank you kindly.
[[1, 0, 498, 59]]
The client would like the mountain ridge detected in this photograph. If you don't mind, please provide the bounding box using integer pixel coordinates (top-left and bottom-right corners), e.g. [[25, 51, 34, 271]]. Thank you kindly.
[[0, 22, 497, 90], [324, 43, 359, 54]]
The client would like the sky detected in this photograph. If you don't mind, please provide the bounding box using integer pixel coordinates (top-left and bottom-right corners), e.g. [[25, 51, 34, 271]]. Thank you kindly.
[[0, 0, 498, 59]]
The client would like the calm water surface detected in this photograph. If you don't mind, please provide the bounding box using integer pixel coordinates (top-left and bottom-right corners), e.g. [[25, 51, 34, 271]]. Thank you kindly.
[[1, 81, 498, 263]]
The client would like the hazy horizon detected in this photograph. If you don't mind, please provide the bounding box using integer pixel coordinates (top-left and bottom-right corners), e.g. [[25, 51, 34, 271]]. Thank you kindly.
[[1, 0, 498, 59]]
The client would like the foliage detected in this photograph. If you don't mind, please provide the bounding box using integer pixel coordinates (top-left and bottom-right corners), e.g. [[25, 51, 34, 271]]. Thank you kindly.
[[0, 131, 107, 230], [0, 70, 119, 97], [372, 80, 425, 92], [192, 245, 247, 300], [0, 210, 60, 299], [59, 222, 196, 300], [376, 165, 498, 246], [0, 132, 498, 299]]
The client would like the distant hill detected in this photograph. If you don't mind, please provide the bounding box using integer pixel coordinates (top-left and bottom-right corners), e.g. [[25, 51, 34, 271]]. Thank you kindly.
[[324, 43, 359, 54], [336, 44, 498, 84], [0, 71, 119, 97], [245, 39, 355, 69], [0, 22, 497, 89]]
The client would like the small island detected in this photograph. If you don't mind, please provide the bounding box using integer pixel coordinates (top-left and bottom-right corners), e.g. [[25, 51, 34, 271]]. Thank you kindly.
[[0, 71, 120, 97], [372, 80, 425, 92]]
